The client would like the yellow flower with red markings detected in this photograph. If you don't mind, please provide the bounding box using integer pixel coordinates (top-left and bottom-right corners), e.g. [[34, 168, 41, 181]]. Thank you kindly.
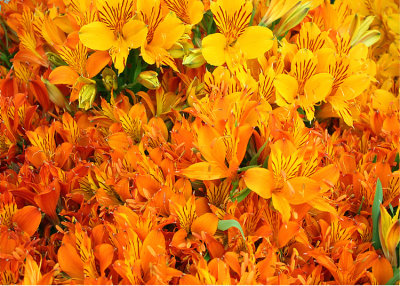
[[202, 0, 274, 66], [79, 0, 148, 73]]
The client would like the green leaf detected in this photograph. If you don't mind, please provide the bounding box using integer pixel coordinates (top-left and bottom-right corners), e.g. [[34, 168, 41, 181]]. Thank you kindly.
[[248, 141, 268, 166], [238, 165, 260, 172], [204, 251, 210, 262], [262, 155, 269, 168], [372, 154, 377, 163], [386, 267, 400, 285], [218, 219, 245, 241], [357, 196, 365, 215], [372, 178, 383, 250], [233, 188, 251, 203], [229, 179, 239, 201]]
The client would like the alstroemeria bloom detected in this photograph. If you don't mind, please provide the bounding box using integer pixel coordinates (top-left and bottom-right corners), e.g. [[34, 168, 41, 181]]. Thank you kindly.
[[274, 49, 334, 121], [202, 0, 274, 66], [137, 0, 185, 71], [379, 204, 400, 267], [79, 0, 148, 73], [243, 139, 339, 222]]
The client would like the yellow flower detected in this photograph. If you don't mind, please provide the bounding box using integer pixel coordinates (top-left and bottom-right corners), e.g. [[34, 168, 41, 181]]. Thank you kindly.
[[79, 0, 148, 73], [137, 0, 185, 71], [201, 0, 274, 66], [163, 0, 204, 25], [274, 49, 334, 121]]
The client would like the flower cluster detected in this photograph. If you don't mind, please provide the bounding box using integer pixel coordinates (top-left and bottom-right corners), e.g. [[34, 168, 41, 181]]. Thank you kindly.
[[0, 0, 399, 284]]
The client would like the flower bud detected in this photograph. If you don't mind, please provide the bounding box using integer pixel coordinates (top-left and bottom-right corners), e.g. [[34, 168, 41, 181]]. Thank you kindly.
[[183, 49, 206, 69], [137, 71, 160, 90], [169, 42, 185, 59], [46, 52, 67, 67], [102, 68, 118, 91], [41, 77, 71, 111], [187, 77, 205, 106], [79, 84, 96, 110], [274, 2, 311, 37]]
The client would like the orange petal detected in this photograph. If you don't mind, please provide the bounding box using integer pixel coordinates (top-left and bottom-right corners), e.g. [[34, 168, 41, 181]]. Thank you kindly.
[[54, 142, 73, 168], [180, 274, 201, 285], [203, 232, 225, 259], [223, 252, 241, 275], [86, 51, 111, 78], [34, 185, 60, 224], [243, 168, 274, 199], [58, 243, 84, 280], [191, 213, 218, 236], [25, 146, 47, 168], [272, 193, 291, 222], [372, 256, 393, 284], [181, 162, 228, 180], [108, 132, 130, 153], [277, 221, 300, 248], [171, 228, 189, 249], [94, 244, 114, 275], [49, 66, 79, 85], [12, 206, 41, 236], [311, 164, 339, 192], [141, 230, 166, 274]]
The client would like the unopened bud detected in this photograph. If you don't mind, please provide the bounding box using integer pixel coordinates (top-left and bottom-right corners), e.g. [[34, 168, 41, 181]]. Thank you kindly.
[[137, 71, 160, 90], [78, 84, 96, 110], [187, 77, 205, 106], [274, 2, 311, 37], [102, 68, 118, 91], [183, 49, 206, 68], [169, 43, 185, 59], [41, 77, 71, 111], [46, 52, 67, 67]]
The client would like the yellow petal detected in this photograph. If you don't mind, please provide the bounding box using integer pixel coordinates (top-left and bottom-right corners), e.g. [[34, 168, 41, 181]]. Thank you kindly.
[[304, 73, 333, 103], [243, 168, 274, 199], [274, 74, 298, 106], [151, 13, 185, 50], [188, 0, 205, 25], [337, 73, 370, 100], [236, 26, 273, 59], [110, 39, 130, 73], [328, 96, 354, 126], [386, 220, 400, 261], [123, 20, 148, 49], [79, 21, 115, 51], [272, 193, 291, 222], [201, 33, 227, 66]]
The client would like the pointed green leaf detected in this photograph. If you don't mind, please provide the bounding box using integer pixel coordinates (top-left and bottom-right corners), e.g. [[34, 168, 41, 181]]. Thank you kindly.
[[218, 219, 245, 241], [372, 178, 383, 250]]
